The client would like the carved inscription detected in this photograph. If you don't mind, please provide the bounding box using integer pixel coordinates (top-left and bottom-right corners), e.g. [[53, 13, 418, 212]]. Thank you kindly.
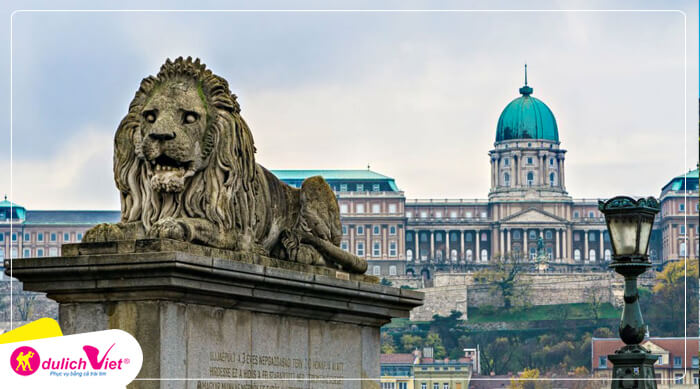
[[197, 351, 346, 389]]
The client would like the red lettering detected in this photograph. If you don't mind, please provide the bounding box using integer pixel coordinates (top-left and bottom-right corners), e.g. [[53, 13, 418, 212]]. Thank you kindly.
[[108, 360, 116, 369]]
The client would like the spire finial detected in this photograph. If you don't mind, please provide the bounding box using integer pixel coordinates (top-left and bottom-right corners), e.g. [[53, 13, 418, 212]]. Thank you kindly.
[[367, 163, 371, 171], [524, 63, 528, 86]]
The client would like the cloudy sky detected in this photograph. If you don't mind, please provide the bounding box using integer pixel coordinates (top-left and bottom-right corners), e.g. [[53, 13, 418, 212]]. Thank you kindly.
[[0, 1, 697, 209]]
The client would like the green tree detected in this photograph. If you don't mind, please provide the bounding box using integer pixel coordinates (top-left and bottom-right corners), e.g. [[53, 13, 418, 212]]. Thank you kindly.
[[401, 334, 423, 352], [646, 259, 699, 336], [381, 332, 397, 354], [424, 332, 447, 359]]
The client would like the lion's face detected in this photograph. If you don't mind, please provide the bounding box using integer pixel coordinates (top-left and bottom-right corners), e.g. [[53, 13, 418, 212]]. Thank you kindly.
[[139, 79, 209, 193]]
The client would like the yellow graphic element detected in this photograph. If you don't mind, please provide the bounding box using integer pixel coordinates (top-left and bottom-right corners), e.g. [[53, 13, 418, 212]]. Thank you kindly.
[[0, 318, 63, 344], [15, 351, 35, 371]]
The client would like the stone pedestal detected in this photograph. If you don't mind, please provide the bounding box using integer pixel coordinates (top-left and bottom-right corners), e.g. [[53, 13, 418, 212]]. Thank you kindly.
[[6, 239, 423, 389], [608, 351, 658, 389]]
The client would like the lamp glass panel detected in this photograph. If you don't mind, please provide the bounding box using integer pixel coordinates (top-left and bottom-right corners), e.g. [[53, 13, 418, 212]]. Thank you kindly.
[[638, 219, 653, 255], [609, 217, 638, 256]]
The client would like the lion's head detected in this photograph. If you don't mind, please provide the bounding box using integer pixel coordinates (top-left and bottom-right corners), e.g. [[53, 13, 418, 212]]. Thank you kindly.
[[115, 57, 256, 230]]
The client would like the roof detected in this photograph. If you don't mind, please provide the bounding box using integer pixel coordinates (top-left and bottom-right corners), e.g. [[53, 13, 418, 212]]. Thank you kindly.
[[592, 337, 699, 369], [22, 210, 121, 225], [0, 197, 24, 209], [661, 168, 699, 193], [495, 75, 559, 143], [271, 169, 394, 181], [380, 353, 415, 365]]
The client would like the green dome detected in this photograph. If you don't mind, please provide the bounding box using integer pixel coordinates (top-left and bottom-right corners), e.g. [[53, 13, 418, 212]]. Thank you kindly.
[[495, 83, 559, 142]]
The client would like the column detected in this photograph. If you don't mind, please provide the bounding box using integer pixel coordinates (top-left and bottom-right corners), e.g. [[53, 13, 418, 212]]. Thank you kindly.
[[584, 229, 589, 260], [430, 230, 435, 260], [350, 225, 355, 256], [491, 158, 496, 188], [382, 225, 388, 259], [523, 229, 528, 260], [599, 230, 604, 261], [500, 229, 505, 257], [514, 155, 519, 186], [566, 227, 572, 260], [507, 229, 511, 253], [492, 227, 499, 259], [475, 230, 480, 261], [555, 229, 560, 261], [414, 231, 419, 261], [559, 155, 566, 190], [445, 230, 451, 261], [459, 230, 465, 260]]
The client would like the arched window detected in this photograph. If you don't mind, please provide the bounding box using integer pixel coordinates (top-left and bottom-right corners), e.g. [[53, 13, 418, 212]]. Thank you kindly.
[[545, 230, 552, 240], [504, 172, 510, 187], [420, 233, 428, 242], [481, 232, 488, 241], [389, 266, 397, 276], [574, 249, 581, 261], [549, 172, 555, 186], [527, 172, 534, 186], [372, 266, 380, 276], [436, 233, 443, 242], [529, 247, 536, 260], [680, 242, 687, 257], [604, 249, 611, 261], [466, 249, 473, 261], [465, 233, 473, 242], [406, 249, 413, 261], [481, 249, 488, 262], [450, 249, 458, 261], [513, 230, 521, 240], [436, 250, 443, 260], [589, 249, 597, 261]]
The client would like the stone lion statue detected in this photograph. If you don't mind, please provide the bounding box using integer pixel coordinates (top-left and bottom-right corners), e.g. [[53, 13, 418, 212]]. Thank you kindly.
[[84, 57, 367, 274]]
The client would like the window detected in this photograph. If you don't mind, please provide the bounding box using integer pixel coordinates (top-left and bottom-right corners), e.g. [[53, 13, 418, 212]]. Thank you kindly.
[[389, 226, 396, 235], [549, 158, 554, 166], [340, 241, 348, 251], [339, 184, 347, 192], [420, 211, 428, 219], [481, 249, 488, 261], [434, 383, 439, 389], [504, 158, 510, 166], [50, 233, 57, 241], [49, 247, 58, 256], [0, 248, 3, 260], [680, 242, 687, 256], [674, 374, 683, 384], [545, 230, 552, 239], [573, 211, 579, 219], [422, 384, 427, 389], [529, 247, 536, 259], [504, 172, 510, 187], [528, 230, 536, 240], [450, 249, 457, 260], [466, 249, 473, 261], [406, 211, 413, 218], [465, 233, 473, 242], [693, 374, 699, 385], [574, 249, 581, 261], [357, 226, 364, 235], [342, 225, 348, 235], [546, 247, 553, 259], [691, 356, 698, 368], [589, 231, 597, 241], [10, 247, 17, 259], [372, 204, 381, 214], [373, 225, 381, 235], [389, 242, 397, 257], [450, 211, 457, 219], [356, 184, 364, 192], [37, 248, 44, 257], [513, 230, 521, 240], [373, 242, 381, 257], [406, 250, 413, 261], [11, 233, 17, 241], [435, 211, 443, 218], [64, 233, 70, 242], [599, 356, 607, 368], [603, 231, 610, 242], [451, 232, 458, 241], [23, 248, 30, 258], [340, 204, 348, 214], [589, 249, 596, 261], [356, 204, 365, 214], [481, 211, 487, 218], [356, 242, 365, 256], [388, 203, 397, 213], [527, 172, 534, 186], [549, 172, 555, 186], [604, 249, 611, 261], [420, 233, 428, 242], [381, 383, 395, 389], [679, 203, 685, 212], [406, 233, 413, 242], [436, 233, 443, 242], [481, 232, 488, 241], [24, 233, 30, 241], [443, 384, 449, 389], [399, 383, 408, 389], [77, 233, 82, 242], [389, 265, 397, 275], [680, 225, 686, 235], [673, 356, 682, 367], [372, 266, 380, 276], [574, 232, 580, 241], [466, 211, 472, 218], [372, 184, 380, 192]]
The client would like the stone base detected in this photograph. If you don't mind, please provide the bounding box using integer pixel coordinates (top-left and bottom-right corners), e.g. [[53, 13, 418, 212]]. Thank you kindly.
[[6, 240, 423, 389], [608, 350, 658, 389]]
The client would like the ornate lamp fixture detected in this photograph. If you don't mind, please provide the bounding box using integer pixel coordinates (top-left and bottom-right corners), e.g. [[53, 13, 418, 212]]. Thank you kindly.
[[598, 196, 660, 389]]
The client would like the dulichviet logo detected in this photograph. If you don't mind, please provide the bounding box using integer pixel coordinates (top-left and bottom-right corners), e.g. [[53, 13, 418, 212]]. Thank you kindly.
[[1, 330, 143, 388]]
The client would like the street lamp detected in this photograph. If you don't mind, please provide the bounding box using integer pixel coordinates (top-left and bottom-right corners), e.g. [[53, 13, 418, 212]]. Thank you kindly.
[[598, 196, 660, 389]]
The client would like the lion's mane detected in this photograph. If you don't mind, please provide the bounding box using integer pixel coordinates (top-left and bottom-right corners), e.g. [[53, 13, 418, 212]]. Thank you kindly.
[[114, 57, 257, 233]]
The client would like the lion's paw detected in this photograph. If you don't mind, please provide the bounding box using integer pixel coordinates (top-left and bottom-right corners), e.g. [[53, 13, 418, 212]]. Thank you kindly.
[[148, 217, 189, 241], [83, 223, 125, 242]]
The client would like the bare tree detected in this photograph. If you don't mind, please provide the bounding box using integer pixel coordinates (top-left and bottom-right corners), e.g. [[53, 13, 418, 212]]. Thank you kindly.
[[14, 294, 37, 321], [474, 251, 531, 310]]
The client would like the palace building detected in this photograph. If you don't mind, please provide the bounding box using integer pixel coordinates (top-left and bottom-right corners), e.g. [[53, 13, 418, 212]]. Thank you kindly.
[[1, 72, 697, 282]]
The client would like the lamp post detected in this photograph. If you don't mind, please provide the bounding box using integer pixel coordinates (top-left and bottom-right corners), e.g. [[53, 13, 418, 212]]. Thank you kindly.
[[598, 196, 660, 389]]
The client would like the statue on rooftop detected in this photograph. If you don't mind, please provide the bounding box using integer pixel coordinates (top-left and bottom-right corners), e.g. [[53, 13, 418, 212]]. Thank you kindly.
[[84, 56, 367, 274]]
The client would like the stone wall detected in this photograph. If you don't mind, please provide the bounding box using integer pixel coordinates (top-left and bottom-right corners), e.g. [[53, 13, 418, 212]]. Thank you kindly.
[[410, 285, 467, 321], [407, 272, 625, 321]]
